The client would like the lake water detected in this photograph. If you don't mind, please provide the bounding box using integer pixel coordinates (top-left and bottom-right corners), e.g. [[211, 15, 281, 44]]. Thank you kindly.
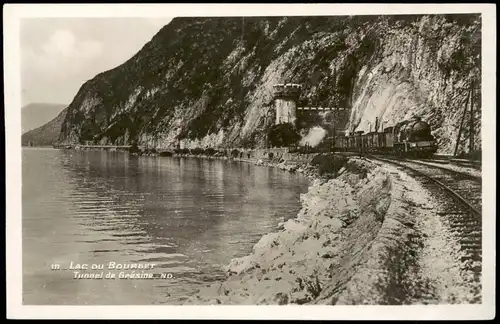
[[22, 148, 310, 305]]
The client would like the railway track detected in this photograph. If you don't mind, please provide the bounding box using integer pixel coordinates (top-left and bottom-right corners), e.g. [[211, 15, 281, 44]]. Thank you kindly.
[[368, 155, 482, 291], [371, 155, 482, 214], [420, 157, 481, 170], [398, 158, 481, 182]]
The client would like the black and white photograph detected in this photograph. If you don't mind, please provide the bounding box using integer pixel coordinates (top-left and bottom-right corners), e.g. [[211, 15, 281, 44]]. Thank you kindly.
[[5, 3, 496, 320]]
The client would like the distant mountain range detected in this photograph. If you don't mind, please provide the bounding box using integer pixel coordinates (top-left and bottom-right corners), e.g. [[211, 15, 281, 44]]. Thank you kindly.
[[21, 106, 68, 147], [22, 103, 67, 134]]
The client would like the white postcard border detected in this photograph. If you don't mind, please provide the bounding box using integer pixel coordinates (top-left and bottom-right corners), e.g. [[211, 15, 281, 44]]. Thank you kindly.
[[4, 3, 496, 320]]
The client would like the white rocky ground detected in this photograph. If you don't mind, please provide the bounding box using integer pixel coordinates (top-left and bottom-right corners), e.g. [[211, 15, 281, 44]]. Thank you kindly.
[[369, 159, 481, 304], [185, 157, 480, 305]]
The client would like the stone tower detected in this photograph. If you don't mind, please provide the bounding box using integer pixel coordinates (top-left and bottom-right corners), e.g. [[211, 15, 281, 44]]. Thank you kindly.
[[272, 83, 302, 125]]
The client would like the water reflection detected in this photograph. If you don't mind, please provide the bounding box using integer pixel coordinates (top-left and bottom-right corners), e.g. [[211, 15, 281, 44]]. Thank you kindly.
[[22, 148, 309, 304]]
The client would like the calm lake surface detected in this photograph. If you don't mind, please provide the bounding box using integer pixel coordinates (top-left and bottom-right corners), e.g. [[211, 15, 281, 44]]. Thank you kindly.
[[22, 148, 310, 305]]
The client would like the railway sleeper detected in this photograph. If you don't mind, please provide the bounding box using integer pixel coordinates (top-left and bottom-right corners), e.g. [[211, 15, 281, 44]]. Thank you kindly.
[[458, 238, 483, 245], [447, 225, 482, 233], [450, 232, 482, 240], [445, 217, 481, 224], [460, 255, 482, 263], [455, 231, 482, 238], [448, 225, 482, 233], [447, 220, 481, 227], [436, 211, 470, 215], [446, 216, 480, 222], [459, 242, 482, 249], [452, 191, 481, 199]]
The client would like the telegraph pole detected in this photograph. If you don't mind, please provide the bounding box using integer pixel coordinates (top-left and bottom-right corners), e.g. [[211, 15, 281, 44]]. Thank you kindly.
[[453, 87, 471, 156], [265, 109, 271, 149], [241, 17, 245, 44], [469, 81, 475, 153], [332, 66, 337, 152]]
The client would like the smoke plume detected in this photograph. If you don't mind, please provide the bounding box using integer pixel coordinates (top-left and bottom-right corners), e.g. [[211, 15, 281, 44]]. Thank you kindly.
[[299, 126, 327, 147]]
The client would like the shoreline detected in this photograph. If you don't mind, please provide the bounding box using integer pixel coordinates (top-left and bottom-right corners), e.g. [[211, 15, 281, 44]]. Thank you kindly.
[[46, 144, 324, 179], [128, 147, 325, 180]]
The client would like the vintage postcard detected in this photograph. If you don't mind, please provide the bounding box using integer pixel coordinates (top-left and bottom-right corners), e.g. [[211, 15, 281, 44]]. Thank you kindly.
[[4, 3, 496, 320]]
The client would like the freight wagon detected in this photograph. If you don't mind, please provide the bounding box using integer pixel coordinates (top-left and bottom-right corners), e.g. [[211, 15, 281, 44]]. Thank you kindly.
[[321, 116, 438, 157]]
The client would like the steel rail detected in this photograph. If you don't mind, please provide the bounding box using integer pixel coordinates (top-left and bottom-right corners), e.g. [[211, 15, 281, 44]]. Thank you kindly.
[[391, 157, 482, 182], [368, 155, 482, 218]]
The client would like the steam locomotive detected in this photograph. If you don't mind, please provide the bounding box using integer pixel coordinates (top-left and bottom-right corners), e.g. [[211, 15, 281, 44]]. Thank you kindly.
[[326, 116, 438, 157]]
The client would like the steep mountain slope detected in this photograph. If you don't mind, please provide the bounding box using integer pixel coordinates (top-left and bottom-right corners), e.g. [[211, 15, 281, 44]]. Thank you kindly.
[[346, 15, 481, 154], [22, 108, 68, 146], [58, 15, 481, 154], [21, 103, 67, 133]]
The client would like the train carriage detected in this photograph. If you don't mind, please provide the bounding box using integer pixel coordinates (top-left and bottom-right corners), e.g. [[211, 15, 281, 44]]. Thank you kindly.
[[364, 132, 374, 152], [354, 131, 364, 152], [371, 132, 384, 152], [378, 132, 385, 152], [330, 115, 437, 157], [362, 133, 369, 152], [341, 136, 348, 151], [382, 127, 394, 154], [334, 136, 345, 151], [347, 136, 356, 151], [341, 136, 349, 151], [370, 133, 376, 151], [362, 132, 382, 153], [371, 132, 382, 153]]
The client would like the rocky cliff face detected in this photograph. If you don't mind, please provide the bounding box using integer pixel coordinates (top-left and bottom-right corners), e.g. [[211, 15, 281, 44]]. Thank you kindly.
[[346, 15, 481, 154], [58, 14, 480, 154]]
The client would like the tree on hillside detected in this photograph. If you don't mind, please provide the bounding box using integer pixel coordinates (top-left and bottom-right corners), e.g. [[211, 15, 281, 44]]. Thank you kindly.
[[267, 123, 301, 148]]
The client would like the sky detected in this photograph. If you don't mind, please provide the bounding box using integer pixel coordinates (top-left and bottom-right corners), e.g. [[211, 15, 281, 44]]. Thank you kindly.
[[20, 18, 173, 107]]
